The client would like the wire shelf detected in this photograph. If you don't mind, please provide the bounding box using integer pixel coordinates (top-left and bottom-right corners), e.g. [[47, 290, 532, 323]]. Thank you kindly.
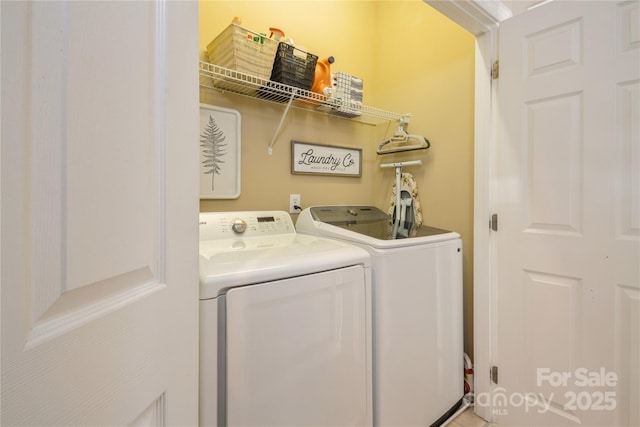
[[199, 61, 403, 125]]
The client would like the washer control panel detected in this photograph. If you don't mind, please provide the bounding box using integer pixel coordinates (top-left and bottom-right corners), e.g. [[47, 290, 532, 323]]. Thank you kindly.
[[199, 211, 295, 240]]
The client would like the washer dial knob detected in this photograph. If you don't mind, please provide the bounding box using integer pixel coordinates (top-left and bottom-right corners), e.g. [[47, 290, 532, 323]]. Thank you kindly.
[[231, 218, 247, 234]]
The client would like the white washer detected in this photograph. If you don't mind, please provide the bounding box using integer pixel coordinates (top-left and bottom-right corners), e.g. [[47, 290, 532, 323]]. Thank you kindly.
[[199, 211, 372, 427], [296, 205, 464, 427]]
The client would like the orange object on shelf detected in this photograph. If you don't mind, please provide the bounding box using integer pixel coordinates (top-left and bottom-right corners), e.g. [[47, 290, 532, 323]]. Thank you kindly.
[[310, 56, 335, 96]]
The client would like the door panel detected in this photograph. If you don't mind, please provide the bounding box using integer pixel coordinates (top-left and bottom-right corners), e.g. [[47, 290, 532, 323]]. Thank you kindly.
[[1, 1, 199, 425], [9, 0, 161, 345], [494, 1, 639, 425], [524, 92, 583, 236]]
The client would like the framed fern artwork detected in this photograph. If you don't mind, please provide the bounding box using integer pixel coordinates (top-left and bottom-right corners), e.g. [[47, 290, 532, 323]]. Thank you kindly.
[[199, 104, 241, 199]]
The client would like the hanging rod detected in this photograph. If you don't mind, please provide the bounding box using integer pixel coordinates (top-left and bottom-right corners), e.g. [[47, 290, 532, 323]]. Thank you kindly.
[[380, 160, 423, 169]]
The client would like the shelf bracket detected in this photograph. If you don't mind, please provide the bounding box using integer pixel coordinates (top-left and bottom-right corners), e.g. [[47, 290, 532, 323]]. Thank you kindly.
[[268, 90, 297, 155]]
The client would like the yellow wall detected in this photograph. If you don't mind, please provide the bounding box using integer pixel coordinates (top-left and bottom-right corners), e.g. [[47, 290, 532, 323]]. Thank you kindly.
[[371, 2, 476, 359], [199, 1, 381, 211], [199, 0, 476, 358]]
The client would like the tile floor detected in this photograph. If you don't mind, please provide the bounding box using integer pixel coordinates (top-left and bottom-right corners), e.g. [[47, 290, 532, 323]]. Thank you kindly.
[[445, 406, 496, 427]]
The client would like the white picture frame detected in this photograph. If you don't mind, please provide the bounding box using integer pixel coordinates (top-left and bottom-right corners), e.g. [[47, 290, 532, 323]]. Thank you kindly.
[[199, 104, 241, 199]]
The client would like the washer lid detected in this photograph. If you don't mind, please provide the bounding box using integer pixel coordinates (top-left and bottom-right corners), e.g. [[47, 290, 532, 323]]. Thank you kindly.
[[297, 205, 460, 249], [199, 232, 370, 300]]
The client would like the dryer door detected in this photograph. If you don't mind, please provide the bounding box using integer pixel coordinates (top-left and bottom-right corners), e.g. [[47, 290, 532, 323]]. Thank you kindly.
[[224, 265, 369, 426]]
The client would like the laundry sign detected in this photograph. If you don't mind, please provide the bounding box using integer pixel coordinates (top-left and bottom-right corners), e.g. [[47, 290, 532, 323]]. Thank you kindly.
[[291, 141, 362, 177]]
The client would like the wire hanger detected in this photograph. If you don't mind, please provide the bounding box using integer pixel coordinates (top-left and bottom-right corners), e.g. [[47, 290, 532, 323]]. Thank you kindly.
[[377, 114, 430, 155]]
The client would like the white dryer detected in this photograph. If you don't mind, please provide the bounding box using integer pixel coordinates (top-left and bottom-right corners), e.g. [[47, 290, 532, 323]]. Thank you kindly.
[[296, 205, 463, 427], [199, 211, 372, 427]]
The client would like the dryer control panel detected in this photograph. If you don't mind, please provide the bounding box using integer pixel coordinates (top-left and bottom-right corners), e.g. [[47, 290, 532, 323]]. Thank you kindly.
[[199, 211, 295, 240]]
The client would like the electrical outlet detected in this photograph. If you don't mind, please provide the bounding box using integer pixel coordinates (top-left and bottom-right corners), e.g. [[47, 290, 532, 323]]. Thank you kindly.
[[289, 194, 301, 214]]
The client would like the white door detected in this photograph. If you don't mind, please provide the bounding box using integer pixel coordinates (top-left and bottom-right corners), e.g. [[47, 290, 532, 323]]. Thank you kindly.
[[1, 1, 200, 425], [492, 1, 639, 426]]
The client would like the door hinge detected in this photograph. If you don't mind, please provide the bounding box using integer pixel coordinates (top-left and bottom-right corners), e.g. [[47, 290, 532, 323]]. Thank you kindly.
[[492, 60, 499, 79], [490, 213, 498, 231], [491, 365, 499, 384]]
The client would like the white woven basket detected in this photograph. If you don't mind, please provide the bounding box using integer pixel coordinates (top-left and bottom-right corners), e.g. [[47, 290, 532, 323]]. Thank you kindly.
[[206, 24, 277, 80]]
